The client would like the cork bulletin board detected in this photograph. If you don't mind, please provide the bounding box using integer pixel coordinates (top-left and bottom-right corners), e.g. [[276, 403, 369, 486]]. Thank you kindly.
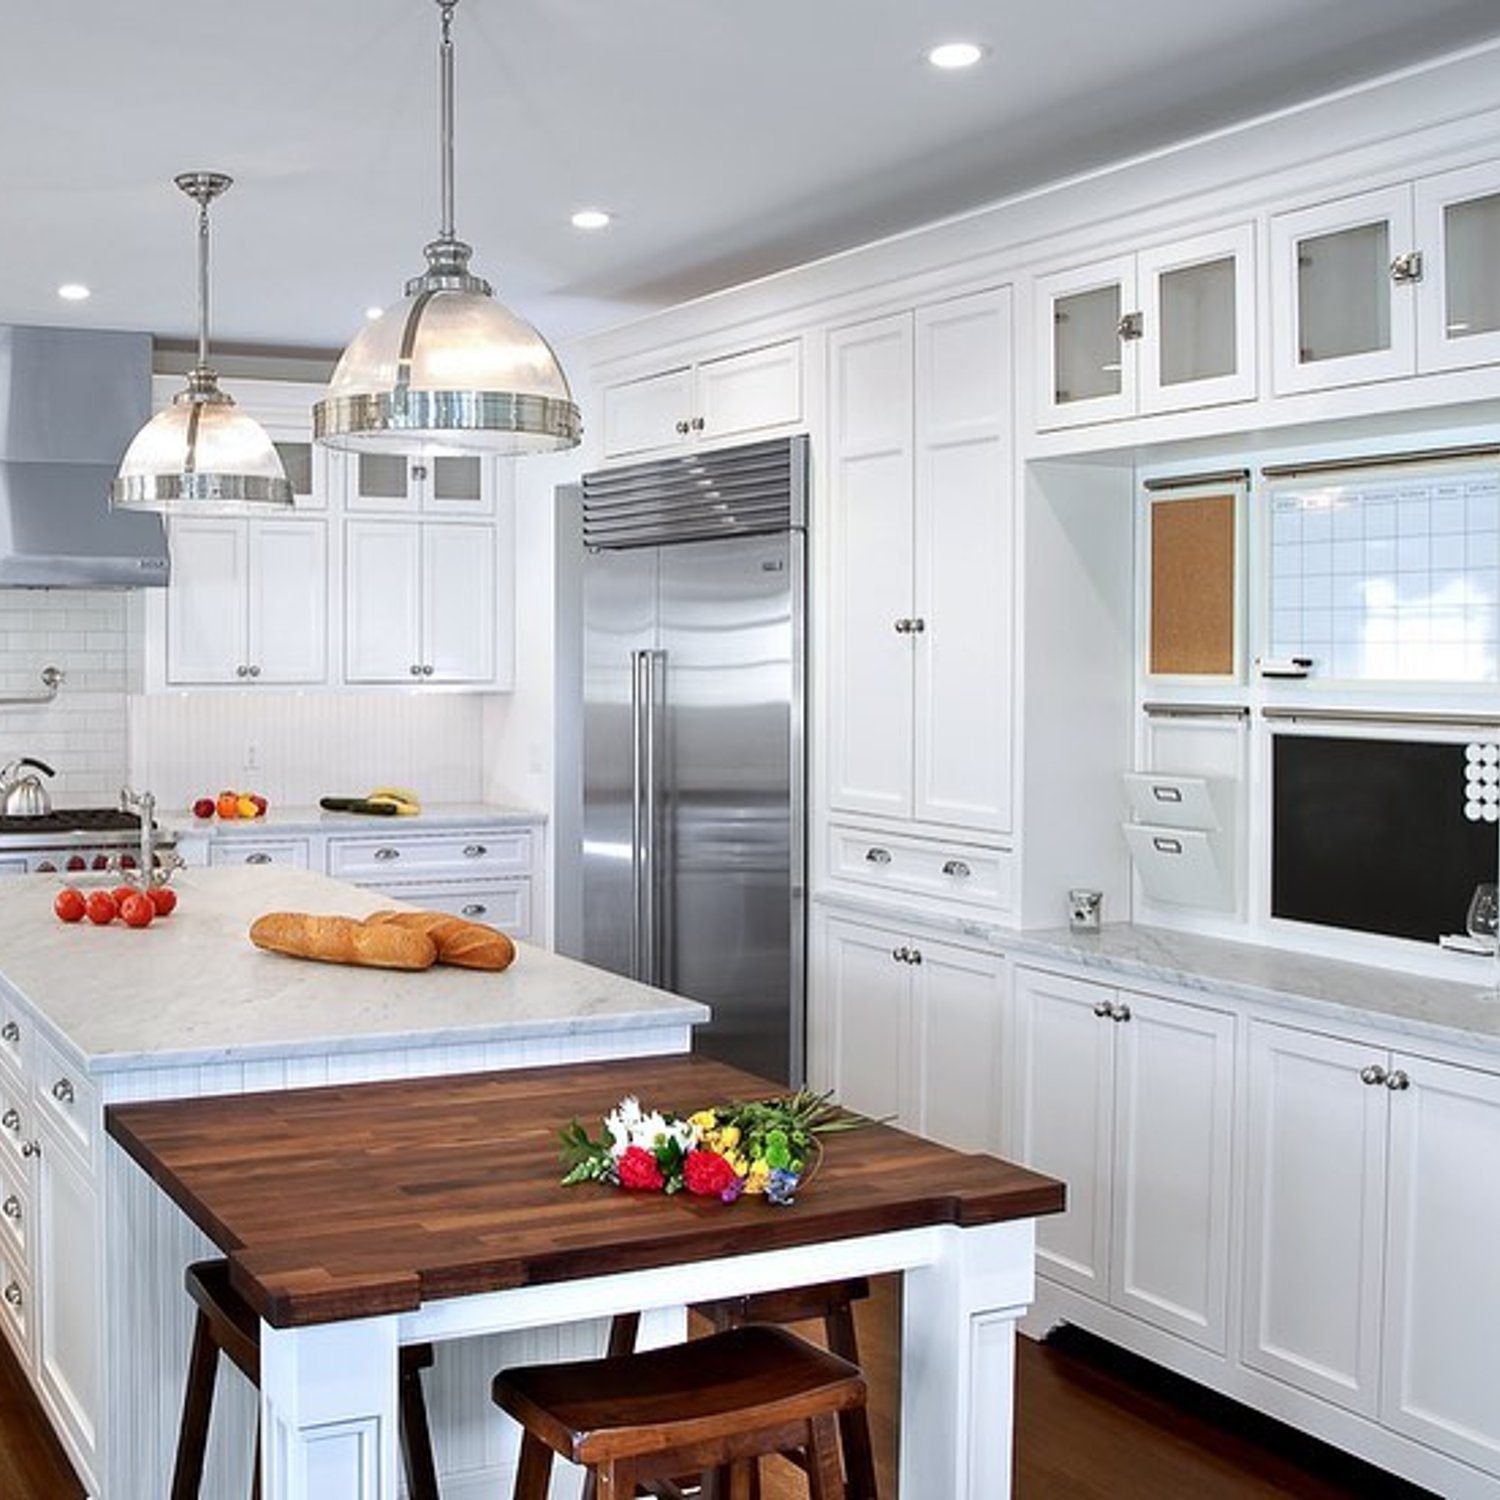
[[1149, 490, 1239, 677]]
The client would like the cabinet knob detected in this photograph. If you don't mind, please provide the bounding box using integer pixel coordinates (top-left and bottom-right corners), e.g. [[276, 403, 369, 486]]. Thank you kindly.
[[1359, 1063, 1389, 1087], [894, 618, 910, 634], [675, 420, 691, 435], [411, 463, 429, 481], [247, 665, 261, 679], [908, 617, 926, 634], [907, 947, 922, 965], [0, 1022, 18, 1045], [245, 852, 273, 865], [1388, 251, 1424, 285], [941, 859, 971, 878], [691, 416, 705, 432], [1111, 1002, 1132, 1023], [461, 903, 487, 918], [20, 1140, 39, 1160], [463, 844, 488, 858], [1093, 999, 1113, 1018], [3, 1282, 20, 1309], [0, 1110, 18, 1133], [1385, 1069, 1411, 1092], [892, 946, 906, 963], [51, 1079, 73, 1106], [236, 665, 250, 678], [374, 847, 401, 861], [865, 847, 892, 865], [422, 664, 435, 676], [1117, 311, 1144, 341], [410, 664, 423, 677], [1, 1196, 18, 1221]]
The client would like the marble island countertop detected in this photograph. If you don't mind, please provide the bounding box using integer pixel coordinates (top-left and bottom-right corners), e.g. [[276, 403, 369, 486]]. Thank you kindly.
[[0, 867, 705, 1074], [163, 801, 545, 840], [1013, 922, 1500, 1055]]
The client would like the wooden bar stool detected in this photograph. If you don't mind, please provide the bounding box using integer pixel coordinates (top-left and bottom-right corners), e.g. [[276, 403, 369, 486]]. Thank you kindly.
[[493, 1323, 866, 1500], [596, 1278, 879, 1500], [170, 1260, 441, 1500]]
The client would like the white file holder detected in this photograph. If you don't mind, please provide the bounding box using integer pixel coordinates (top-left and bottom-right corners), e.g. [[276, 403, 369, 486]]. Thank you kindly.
[[1122, 823, 1233, 910], [1123, 772, 1220, 832]]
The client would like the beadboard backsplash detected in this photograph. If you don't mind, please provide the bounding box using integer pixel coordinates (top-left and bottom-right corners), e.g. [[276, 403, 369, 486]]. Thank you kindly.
[[0, 589, 130, 804], [129, 691, 487, 813]]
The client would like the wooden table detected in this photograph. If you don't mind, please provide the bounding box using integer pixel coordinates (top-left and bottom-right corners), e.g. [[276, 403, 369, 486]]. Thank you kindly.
[[107, 1053, 1063, 1499]]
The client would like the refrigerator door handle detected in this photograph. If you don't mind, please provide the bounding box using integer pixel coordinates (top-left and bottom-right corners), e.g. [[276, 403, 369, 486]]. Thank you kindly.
[[641, 649, 667, 987], [630, 649, 648, 982]]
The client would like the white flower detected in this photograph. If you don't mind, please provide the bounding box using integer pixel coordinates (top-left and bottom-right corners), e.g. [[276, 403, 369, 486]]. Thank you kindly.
[[603, 1095, 702, 1158]]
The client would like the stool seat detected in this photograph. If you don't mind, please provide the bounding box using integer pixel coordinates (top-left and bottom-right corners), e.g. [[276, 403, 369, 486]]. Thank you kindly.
[[494, 1325, 865, 1497]]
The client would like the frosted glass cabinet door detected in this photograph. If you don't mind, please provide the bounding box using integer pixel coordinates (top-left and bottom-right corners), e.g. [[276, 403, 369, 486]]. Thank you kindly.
[[1416, 158, 1500, 374], [1138, 225, 1256, 414], [1272, 185, 1417, 394], [1036, 255, 1137, 429]]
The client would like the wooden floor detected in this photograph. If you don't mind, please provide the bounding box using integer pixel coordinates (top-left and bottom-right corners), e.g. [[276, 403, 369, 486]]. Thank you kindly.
[[0, 1276, 1439, 1498]]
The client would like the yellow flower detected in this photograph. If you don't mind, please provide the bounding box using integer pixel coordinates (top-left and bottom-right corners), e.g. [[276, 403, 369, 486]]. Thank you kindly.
[[688, 1110, 718, 1131], [743, 1159, 772, 1195], [715, 1125, 741, 1151]]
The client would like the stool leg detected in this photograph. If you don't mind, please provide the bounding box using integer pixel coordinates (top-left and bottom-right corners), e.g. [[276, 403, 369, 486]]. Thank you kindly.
[[513, 1431, 554, 1500], [596, 1457, 638, 1500], [170, 1310, 219, 1500], [582, 1314, 645, 1500], [727, 1459, 757, 1500], [398, 1355, 440, 1500], [805, 1413, 845, 1500], [825, 1304, 877, 1500]]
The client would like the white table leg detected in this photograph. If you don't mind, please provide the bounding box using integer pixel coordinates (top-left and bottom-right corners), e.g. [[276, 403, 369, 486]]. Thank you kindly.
[[900, 1219, 1036, 1499], [260, 1316, 400, 1499]]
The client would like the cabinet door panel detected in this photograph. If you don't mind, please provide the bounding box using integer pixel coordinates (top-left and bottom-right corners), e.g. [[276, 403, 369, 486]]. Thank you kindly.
[[1036, 255, 1138, 429], [35, 1139, 99, 1460], [1241, 1022, 1387, 1415], [827, 316, 914, 821], [422, 523, 496, 684], [248, 520, 327, 684], [914, 937, 1003, 1153], [816, 916, 912, 1128], [1416, 158, 1500, 374], [1013, 968, 1115, 1300], [346, 452, 417, 513], [601, 367, 693, 459], [165, 519, 247, 685], [1382, 1053, 1500, 1473], [1271, 185, 1417, 394], [425, 455, 495, 517], [1110, 990, 1235, 1352], [698, 340, 802, 440], [914, 289, 1013, 833], [344, 521, 421, 684]]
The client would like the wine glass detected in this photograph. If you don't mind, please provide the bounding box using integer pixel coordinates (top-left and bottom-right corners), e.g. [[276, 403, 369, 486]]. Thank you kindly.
[[1466, 883, 1499, 942]]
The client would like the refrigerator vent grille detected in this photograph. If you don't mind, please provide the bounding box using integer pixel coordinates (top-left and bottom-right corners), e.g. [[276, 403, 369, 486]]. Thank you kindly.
[[581, 436, 806, 549]]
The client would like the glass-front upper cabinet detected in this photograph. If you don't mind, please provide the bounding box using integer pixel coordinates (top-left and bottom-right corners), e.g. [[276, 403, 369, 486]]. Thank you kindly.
[[1271, 185, 1416, 394], [1036, 226, 1255, 430], [1416, 158, 1500, 374], [344, 452, 495, 515]]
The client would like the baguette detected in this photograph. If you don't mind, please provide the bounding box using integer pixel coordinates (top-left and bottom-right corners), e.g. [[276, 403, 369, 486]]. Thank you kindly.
[[366, 909, 516, 972], [249, 913, 437, 971]]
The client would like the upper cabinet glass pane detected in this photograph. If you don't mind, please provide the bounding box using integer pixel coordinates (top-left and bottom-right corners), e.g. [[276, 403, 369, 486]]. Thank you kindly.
[[1296, 221, 1390, 364], [1053, 284, 1122, 405], [1444, 191, 1500, 342], [432, 455, 484, 505], [273, 441, 313, 499], [1158, 256, 1237, 387], [357, 453, 410, 500]]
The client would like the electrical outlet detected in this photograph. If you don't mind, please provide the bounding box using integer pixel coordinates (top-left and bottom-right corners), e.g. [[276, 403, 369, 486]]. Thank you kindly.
[[244, 741, 260, 772]]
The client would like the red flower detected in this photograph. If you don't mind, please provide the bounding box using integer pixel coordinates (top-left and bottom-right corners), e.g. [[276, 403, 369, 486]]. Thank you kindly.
[[683, 1149, 739, 1198], [617, 1146, 664, 1191]]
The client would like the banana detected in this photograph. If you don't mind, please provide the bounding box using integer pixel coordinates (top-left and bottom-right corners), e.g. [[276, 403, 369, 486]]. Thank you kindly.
[[366, 787, 421, 815]]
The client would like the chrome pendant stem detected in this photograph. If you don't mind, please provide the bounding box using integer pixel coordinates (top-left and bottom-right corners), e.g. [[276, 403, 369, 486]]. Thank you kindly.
[[438, 0, 458, 242], [195, 193, 211, 373]]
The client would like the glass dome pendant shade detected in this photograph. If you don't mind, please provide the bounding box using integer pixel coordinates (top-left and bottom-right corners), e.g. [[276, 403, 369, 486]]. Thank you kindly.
[[314, 0, 581, 458], [112, 173, 293, 513]]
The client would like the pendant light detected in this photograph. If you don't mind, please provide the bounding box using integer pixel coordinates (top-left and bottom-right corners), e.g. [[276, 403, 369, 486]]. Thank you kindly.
[[314, 0, 582, 457], [112, 173, 293, 512]]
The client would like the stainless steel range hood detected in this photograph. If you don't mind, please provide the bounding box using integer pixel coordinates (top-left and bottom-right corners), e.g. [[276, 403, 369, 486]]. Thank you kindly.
[[0, 326, 169, 587]]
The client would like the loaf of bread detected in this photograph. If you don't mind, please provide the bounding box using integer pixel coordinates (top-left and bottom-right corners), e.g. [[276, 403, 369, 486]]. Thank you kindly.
[[249, 913, 437, 971], [366, 909, 516, 972]]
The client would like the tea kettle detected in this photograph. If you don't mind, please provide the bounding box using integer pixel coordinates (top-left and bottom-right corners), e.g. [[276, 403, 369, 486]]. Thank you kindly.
[[0, 758, 55, 817]]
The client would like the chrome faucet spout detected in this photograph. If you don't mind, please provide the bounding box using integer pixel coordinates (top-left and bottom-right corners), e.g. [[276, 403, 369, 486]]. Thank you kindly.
[[119, 787, 158, 884]]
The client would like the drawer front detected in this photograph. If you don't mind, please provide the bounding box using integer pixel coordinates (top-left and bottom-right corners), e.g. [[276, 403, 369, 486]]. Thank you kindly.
[[0, 993, 27, 1087], [330, 829, 533, 882], [31, 1033, 96, 1167], [374, 882, 531, 943], [209, 838, 311, 869], [829, 825, 1013, 911], [0, 1151, 29, 1267], [0, 1250, 31, 1366]]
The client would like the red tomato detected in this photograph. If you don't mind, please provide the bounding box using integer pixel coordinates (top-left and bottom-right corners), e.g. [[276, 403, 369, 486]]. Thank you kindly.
[[85, 890, 118, 926], [53, 888, 86, 923], [119, 893, 155, 928], [147, 886, 178, 917], [111, 885, 138, 908]]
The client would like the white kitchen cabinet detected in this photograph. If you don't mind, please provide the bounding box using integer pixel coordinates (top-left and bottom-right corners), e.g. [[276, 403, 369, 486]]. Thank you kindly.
[[1272, 161, 1500, 393], [599, 340, 802, 459], [827, 286, 1014, 836], [1036, 225, 1255, 429], [344, 452, 496, 517], [344, 520, 498, 686], [1013, 967, 1235, 1353], [166, 517, 327, 687], [812, 910, 1003, 1152]]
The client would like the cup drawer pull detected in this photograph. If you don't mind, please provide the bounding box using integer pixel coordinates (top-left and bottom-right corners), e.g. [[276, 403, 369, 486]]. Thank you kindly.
[[864, 847, 892, 865], [463, 844, 488, 859], [1151, 836, 1183, 855], [374, 847, 401, 861], [1151, 785, 1183, 802], [1, 1196, 18, 1222], [942, 859, 971, 878], [461, 903, 487, 918], [245, 852, 273, 865], [51, 1079, 73, 1106], [0, 1022, 17, 1045]]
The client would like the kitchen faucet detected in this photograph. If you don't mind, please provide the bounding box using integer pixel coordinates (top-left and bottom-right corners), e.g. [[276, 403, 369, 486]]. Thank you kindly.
[[119, 786, 159, 884]]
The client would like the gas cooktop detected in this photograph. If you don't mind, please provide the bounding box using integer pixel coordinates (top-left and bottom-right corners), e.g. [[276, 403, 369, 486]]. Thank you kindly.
[[0, 808, 142, 839]]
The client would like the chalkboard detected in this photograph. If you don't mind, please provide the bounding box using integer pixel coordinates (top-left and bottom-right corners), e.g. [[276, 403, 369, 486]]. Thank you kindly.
[[1271, 734, 1498, 944]]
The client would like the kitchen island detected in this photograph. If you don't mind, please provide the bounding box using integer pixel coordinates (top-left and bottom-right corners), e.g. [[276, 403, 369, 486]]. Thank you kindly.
[[0, 866, 707, 1498]]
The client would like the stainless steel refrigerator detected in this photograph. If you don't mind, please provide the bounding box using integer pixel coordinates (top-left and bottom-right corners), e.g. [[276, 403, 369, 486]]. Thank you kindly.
[[567, 436, 807, 1085]]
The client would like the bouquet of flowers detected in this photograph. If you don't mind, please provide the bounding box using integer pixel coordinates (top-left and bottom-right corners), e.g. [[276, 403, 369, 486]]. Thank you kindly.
[[559, 1088, 864, 1207]]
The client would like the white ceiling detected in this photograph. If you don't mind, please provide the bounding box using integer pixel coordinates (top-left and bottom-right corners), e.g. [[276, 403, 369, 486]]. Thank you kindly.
[[1, 0, 1498, 354]]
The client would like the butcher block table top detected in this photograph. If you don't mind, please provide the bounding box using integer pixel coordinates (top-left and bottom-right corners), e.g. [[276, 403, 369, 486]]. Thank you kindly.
[[106, 1053, 1065, 1329]]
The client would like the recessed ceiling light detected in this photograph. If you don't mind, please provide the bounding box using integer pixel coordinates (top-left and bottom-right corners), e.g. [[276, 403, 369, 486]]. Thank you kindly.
[[57, 283, 91, 302], [364, 306, 384, 321], [571, 209, 612, 231], [927, 41, 985, 70]]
